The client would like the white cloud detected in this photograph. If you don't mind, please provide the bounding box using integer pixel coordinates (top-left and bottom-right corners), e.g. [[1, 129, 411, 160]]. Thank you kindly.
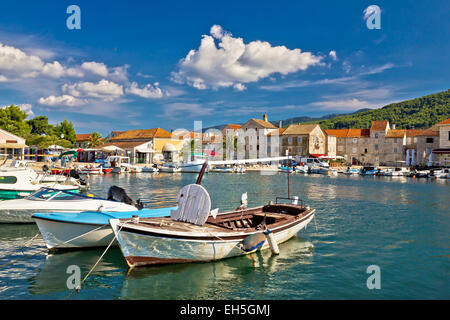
[[310, 98, 371, 111], [233, 83, 246, 91], [38, 95, 86, 107], [329, 50, 338, 61], [172, 25, 323, 90], [81, 61, 109, 77], [1, 103, 34, 115], [62, 79, 124, 101], [126, 82, 164, 98]]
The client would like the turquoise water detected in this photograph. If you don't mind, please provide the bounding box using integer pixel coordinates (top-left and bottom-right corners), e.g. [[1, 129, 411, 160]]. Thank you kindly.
[[0, 172, 448, 299]]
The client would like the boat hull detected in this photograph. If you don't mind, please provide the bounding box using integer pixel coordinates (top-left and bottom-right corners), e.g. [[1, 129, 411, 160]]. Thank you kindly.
[[34, 218, 114, 249], [111, 209, 315, 267]]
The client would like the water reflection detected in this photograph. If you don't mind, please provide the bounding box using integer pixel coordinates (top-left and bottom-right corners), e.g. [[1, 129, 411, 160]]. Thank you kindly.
[[119, 237, 314, 300]]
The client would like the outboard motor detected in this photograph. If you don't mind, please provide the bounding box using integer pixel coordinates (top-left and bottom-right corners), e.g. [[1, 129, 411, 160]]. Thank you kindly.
[[42, 164, 49, 172], [107, 186, 134, 205], [69, 169, 87, 186]]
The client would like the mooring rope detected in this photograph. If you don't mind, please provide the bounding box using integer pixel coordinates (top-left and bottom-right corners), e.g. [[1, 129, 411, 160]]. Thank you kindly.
[[0, 224, 107, 270], [65, 220, 130, 299]]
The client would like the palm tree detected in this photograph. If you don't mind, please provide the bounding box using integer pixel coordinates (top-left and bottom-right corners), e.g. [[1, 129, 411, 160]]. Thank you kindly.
[[88, 132, 103, 148]]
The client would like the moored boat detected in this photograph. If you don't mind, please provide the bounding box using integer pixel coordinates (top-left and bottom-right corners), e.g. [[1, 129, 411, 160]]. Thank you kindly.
[[110, 194, 315, 268], [33, 206, 177, 249], [0, 186, 137, 223]]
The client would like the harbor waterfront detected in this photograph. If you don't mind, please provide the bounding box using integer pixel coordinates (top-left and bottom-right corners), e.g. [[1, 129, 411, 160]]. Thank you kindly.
[[0, 172, 448, 299]]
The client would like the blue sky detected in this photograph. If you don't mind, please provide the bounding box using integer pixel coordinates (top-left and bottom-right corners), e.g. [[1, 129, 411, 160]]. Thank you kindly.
[[0, 1, 449, 135]]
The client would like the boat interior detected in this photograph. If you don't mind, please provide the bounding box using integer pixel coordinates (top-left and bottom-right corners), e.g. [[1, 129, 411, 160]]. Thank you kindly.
[[205, 204, 309, 231]]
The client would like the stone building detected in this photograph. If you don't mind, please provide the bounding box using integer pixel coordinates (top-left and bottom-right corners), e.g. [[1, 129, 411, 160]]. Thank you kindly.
[[432, 118, 450, 166], [279, 123, 327, 158]]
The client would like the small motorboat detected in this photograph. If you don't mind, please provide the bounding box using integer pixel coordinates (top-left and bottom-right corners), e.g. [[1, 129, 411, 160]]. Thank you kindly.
[[383, 167, 409, 176], [0, 168, 79, 200], [359, 166, 378, 176], [77, 165, 103, 175], [410, 170, 429, 178], [110, 183, 316, 268], [0, 186, 138, 223], [433, 168, 450, 179], [33, 206, 177, 250], [295, 165, 309, 174], [342, 167, 360, 175], [280, 166, 294, 173], [159, 165, 182, 173], [142, 166, 159, 173], [211, 166, 234, 173]]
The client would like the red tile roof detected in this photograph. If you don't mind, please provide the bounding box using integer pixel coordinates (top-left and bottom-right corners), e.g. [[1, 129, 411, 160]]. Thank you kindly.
[[437, 118, 450, 125], [385, 129, 406, 138], [370, 121, 389, 131], [325, 129, 370, 138], [76, 134, 92, 142], [406, 129, 439, 137], [110, 128, 172, 140]]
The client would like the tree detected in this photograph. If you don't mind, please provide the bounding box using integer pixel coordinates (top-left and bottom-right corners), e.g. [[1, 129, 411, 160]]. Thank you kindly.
[[55, 119, 77, 144], [88, 132, 103, 147], [27, 116, 54, 135]]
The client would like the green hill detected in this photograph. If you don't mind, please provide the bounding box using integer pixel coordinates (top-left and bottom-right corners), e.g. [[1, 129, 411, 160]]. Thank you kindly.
[[305, 89, 450, 129]]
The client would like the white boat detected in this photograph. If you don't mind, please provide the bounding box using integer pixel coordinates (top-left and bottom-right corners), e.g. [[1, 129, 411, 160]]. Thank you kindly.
[[383, 167, 409, 176], [105, 156, 132, 173], [0, 187, 137, 223], [110, 183, 316, 268], [141, 166, 159, 173], [342, 168, 360, 175], [33, 206, 177, 249], [77, 165, 103, 175], [327, 169, 338, 176], [0, 168, 79, 200], [159, 164, 181, 173], [295, 165, 309, 174], [211, 166, 234, 173], [179, 159, 208, 173], [433, 168, 450, 179]]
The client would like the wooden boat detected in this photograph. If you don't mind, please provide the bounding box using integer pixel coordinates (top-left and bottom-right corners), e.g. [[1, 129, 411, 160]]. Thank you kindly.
[[111, 201, 315, 268], [110, 177, 315, 268]]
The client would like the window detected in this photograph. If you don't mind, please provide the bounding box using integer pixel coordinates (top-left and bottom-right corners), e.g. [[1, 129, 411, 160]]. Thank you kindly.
[[298, 147, 302, 153], [448, 131, 450, 141], [375, 144, 379, 151], [364, 148, 368, 153], [297, 137, 302, 143], [353, 138, 357, 144], [0, 176, 17, 184], [375, 133, 379, 139], [426, 138, 433, 143], [394, 148, 398, 153], [288, 137, 293, 144], [394, 138, 397, 143]]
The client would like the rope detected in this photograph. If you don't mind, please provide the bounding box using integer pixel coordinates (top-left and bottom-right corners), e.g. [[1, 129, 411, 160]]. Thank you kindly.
[[65, 220, 130, 299], [0, 224, 107, 270]]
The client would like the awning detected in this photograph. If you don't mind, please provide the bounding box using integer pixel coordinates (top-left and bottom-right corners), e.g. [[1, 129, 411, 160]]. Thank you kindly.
[[135, 148, 155, 153], [0, 143, 28, 148], [310, 154, 327, 158]]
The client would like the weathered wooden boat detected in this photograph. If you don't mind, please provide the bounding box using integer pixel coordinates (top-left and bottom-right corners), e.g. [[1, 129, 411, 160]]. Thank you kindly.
[[110, 183, 315, 268]]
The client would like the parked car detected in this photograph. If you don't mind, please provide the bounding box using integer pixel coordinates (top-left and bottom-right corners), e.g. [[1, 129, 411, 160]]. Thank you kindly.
[[300, 157, 329, 168]]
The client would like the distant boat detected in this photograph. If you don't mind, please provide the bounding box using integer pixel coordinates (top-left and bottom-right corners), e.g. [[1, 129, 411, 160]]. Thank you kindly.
[[0, 168, 79, 200], [342, 168, 359, 175], [159, 164, 181, 173], [211, 166, 234, 173], [359, 166, 378, 176], [280, 166, 294, 173], [142, 166, 159, 173], [295, 165, 309, 174]]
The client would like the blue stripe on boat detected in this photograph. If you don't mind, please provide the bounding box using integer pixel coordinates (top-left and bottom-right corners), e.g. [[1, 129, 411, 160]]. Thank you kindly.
[[32, 207, 177, 225]]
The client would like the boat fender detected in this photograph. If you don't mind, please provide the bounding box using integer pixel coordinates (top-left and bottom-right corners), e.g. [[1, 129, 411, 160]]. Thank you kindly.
[[264, 229, 280, 255], [132, 215, 139, 224], [240, 233, 266, 252]]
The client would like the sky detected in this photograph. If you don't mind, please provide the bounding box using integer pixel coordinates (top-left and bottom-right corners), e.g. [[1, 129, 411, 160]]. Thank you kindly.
[[0, 0, 449, 135]]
